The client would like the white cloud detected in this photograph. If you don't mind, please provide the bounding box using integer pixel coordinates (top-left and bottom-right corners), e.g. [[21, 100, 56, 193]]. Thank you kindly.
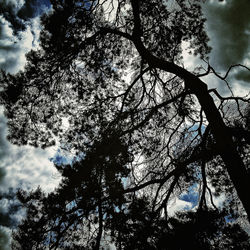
[[181, 41, 207, 73], [0, 110, 60, 194], [1, 147, 60, 192], [167, 198, 193, 216], [0, 16, 13, 38], [0, 15, 41, 73], [0, 108, 60, 248]]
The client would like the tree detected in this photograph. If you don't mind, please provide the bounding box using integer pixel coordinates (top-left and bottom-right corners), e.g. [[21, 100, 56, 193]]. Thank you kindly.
[[108, 201, 250, 249], [1, 0, 250, 248], [11, 136, 250, 249], [12, 134, 132, 249]]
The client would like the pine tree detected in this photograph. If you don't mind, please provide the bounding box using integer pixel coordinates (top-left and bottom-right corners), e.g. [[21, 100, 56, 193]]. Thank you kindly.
[[0, 0, 250, 248]]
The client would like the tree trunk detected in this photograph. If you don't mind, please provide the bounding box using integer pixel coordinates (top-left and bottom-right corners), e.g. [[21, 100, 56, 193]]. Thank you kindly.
[[105, 8, 250, 220], [133, 36, 250, 220], [188, 76, 250, 221]]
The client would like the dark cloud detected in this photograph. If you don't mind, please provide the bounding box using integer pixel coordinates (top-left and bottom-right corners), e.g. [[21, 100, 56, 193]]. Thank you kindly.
[[235, 70, 250, 83], [0, 0, 51, 72], [201, 0, 250, 95], [0, 168, 5, 186], [204, 0, 250, 70], [0, 115, 10, 187], [0, 188, 23, 250], [0, 0, 50, 33], [0, 229, 10, 250], [17, 0, 51, 21], [0, 115, 12, 250]]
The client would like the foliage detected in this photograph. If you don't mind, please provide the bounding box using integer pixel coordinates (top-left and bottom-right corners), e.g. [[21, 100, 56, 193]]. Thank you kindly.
[[12, 136, 250, 249], [0, 0, 250, 248], [12, 134, 132, 249], [109, 202, 250, 249]]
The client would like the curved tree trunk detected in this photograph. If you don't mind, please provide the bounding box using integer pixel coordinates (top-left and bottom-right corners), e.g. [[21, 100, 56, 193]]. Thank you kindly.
[[152, 56, 250, 221], [189, 76, 250, 221], [132, 33, 250, 221], [153, 56, 250, 221], [106, 0, 250, 222]]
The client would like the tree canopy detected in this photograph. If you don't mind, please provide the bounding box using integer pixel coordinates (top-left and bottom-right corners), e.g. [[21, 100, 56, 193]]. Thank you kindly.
[[1, 0, 250, 248]]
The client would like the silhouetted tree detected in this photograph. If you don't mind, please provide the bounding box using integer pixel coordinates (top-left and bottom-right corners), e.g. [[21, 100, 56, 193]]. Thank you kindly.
[[108, 197, 250, 249], [12, 133, 132, 249], [1, 0, 250, 248], [12, 176, 250, 249]]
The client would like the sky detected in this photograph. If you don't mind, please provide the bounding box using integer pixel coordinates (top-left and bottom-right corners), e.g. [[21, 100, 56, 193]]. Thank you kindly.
[[0, 0, 249, 249], [202, 0, 250, 94], [0, 1, 60, 248]]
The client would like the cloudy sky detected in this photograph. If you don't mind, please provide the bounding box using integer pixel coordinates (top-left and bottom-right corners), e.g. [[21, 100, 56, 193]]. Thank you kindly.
[[0, 0, 249, 248], [0, 1, 60, 248], [203, 0, 250, 94]]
